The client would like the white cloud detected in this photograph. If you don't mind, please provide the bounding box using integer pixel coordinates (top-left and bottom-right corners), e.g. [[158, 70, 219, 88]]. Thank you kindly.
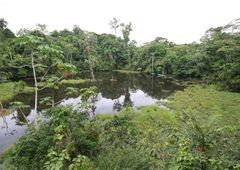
[[0, 0, 239, 44]]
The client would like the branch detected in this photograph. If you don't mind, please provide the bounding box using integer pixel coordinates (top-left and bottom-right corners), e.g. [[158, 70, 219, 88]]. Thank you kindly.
[[54, 98, 66, 106], [38, 76, 64, 91], [39, 67, 50, 83], [9, 65, 31, 68]]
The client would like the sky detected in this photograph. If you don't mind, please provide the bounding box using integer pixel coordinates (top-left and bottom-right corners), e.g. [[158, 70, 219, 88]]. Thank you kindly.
[[0, 0, 239, 44]]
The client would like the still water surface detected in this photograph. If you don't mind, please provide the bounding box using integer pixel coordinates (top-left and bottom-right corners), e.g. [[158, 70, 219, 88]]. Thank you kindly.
[[0, 72, 184, 153]]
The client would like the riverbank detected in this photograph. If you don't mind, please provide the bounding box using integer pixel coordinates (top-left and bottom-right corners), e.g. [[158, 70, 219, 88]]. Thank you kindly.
[[0, 82, 34, 102], [60, 79, 95, 85], [113, 69, 141, 74], [0, 78, 93, 103]]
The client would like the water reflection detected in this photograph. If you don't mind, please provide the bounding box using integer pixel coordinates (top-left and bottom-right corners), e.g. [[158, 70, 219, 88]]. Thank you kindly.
[[0, 111, 35, 153], [62, 89, 158, 114], [0, 72, 184, 153]]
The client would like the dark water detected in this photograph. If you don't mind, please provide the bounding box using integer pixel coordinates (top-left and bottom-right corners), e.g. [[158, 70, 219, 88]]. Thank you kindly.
[[0, 72, 183, 154]]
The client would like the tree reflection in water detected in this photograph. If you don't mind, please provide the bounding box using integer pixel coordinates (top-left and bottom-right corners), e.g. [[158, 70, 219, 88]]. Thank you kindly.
[[1, 115, 16, 136], [113, 99, 123, 112], [1, 108, 31, 136]]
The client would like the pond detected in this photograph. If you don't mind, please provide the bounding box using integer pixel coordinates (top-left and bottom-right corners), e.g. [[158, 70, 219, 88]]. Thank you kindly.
[[0, 72, 184, 154]]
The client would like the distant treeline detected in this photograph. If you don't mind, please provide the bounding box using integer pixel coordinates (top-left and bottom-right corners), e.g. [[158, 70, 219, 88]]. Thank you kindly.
[[0, 18, 239, 91]]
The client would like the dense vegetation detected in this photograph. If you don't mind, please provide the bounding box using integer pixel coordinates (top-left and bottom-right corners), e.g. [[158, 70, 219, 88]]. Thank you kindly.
[[0, 18, 240, 91], [1, 85, 240, 169], [0, 17, 240, 169]]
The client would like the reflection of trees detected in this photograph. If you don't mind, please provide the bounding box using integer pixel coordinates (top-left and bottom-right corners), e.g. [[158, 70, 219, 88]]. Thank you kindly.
[[132, 74, 183, 99], [16, 107, 31, 124], [0, 103, 15, 135], [94, 72, 125, 99], [1, 101, 30, 134], [93, 72, 183, 101], [123, 74, 133, 108], [123, 89, 133, 108], [0, 109, 30, 135], [6, 72, 183, 115], [1, 115, 17, 135], [113, 99, 123, 112], [97, 72, 134, 111]]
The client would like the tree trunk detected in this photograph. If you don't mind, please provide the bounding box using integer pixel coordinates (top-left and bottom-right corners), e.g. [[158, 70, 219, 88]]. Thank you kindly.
[[162, 65, 165, 75], [31, 53, 38, 114], [52, 90, 55, 107], [66, 53, 69, 62], [70, 54, 72, 63], [152, 57, 154, 73], [89, 63, 95, 80], [127, 50, 131, 66], [8, 48, 13, 61]]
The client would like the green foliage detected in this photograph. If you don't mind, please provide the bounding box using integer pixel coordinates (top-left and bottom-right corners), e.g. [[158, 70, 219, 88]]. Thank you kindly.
[[40, 97, 53, 106], [13, 80, 26, 94], [1, 17, 240, 169], [96, 146, 153, 170], [44, 149, 71, 170], [7, 124, 55, 169], [113, 69, 140, 74], [1, 18, 239, 91], [9, 101, 30, 109], [0, 82, 34, 102], [60, 79, 88, 85], [69, 155, 95, 170], [79, 86, 98, 101], [129, 23, 240, 91], [2, 85, 240, 169], [0, 18, 15, 41], [3, 104, 99, 169], [167, 85, 240, 125], [166, 85, 240, 169], [65, 87, 80, 96], [0, 145, 16, 170]]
